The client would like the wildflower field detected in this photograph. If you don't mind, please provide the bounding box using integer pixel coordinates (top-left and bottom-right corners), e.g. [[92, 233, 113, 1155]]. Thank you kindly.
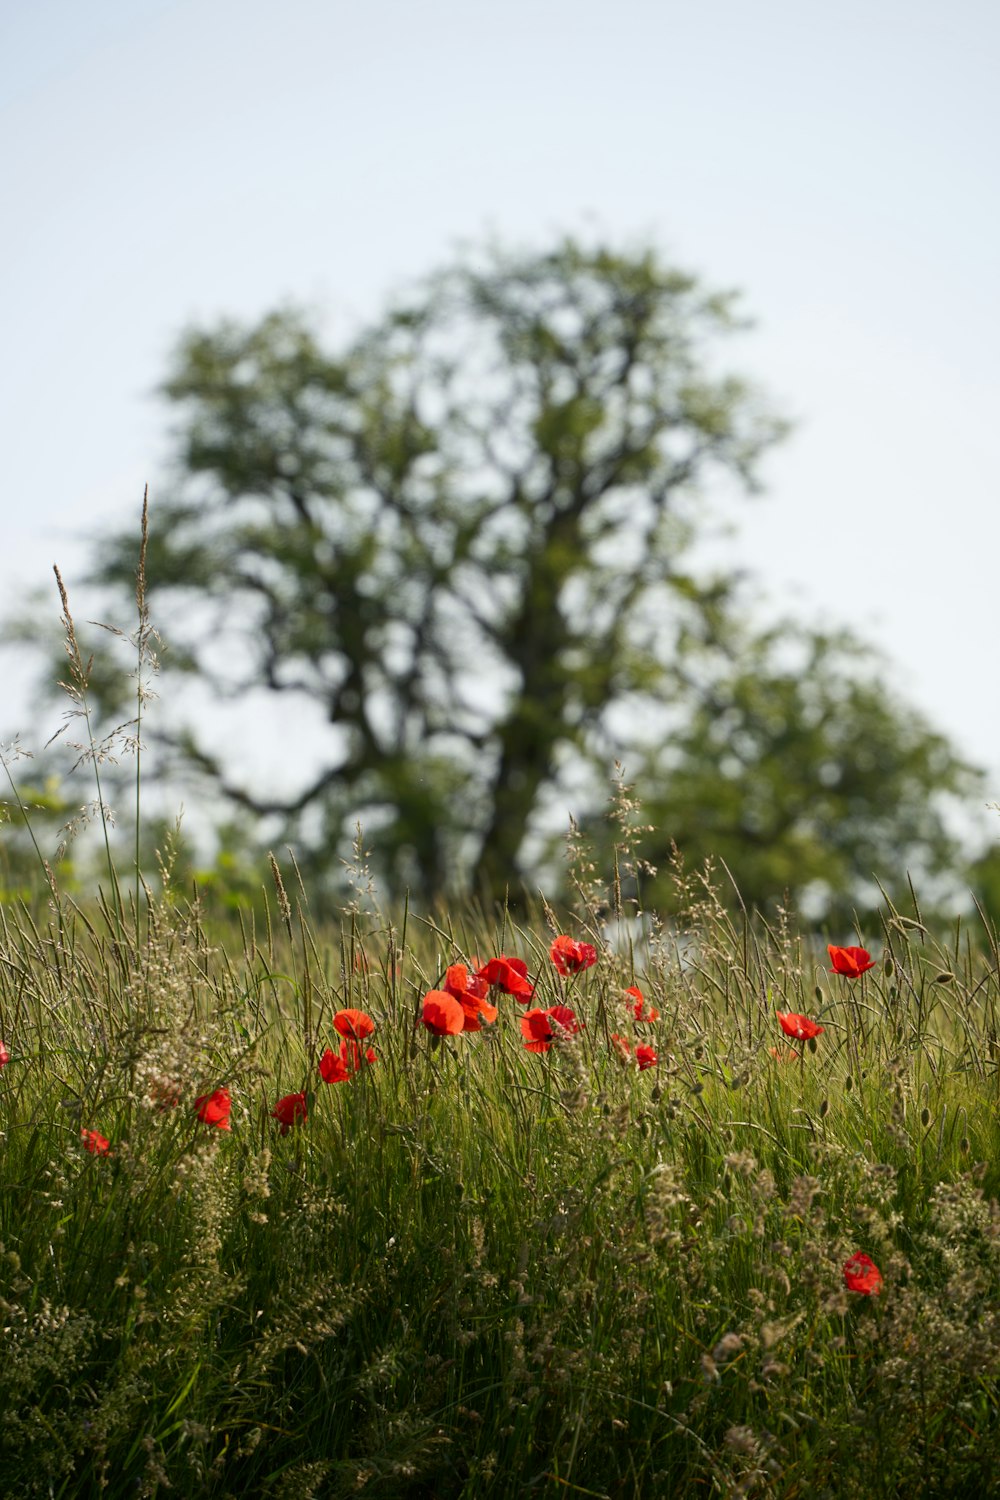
[[2, 864, 1000, 1500]]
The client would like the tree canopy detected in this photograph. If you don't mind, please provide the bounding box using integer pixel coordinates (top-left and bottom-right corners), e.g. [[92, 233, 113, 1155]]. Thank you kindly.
[[14, 237, 984, 915]]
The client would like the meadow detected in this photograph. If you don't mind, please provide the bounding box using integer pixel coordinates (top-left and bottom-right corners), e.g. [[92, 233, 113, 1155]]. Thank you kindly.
[[2, 851, 1000, 1498], [2, 545, 1000, 1497]]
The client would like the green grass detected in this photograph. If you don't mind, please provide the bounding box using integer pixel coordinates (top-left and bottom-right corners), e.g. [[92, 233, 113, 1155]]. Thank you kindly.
[[1, 876, 1000, 1499]]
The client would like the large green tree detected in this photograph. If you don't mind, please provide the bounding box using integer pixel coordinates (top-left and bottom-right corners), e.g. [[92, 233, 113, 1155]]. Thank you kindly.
[[89, 240, 787, 897], [19, 237, 982, 912]]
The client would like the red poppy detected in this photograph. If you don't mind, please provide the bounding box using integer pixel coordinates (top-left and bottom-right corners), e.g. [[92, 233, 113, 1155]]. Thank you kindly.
[[625, 985, 659, 1023], [520, 1005, 580, 1053], [318, 1038, 376, 1083], [768, 1046, 801, 1062], [333, 1008, 376, 1041], [271, 1091, 307, 1136], [194, 1087, 232, 1130], [0, 1041, 9, 1067], [611, 1035, 658, 1069], [443, 964, 498, 1031], [318, 1047, 350, 1084], [776, 1012, 824, 1041], [476, 956, 535, 1002], [611, 1032, 632, 1063], [343, 1037, 377, 1071], [843, 1251, 883, 1295], [421, 989, 465, 1036], [520, 1009, 555, 1053], [548, 1004, 582, 1035], [550, 935, 598, 976], [80, 1128, 111, 1155], [828, 944, 874, 978]]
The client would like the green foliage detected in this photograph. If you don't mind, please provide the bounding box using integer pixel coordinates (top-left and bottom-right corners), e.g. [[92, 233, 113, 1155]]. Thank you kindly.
[[3, 237, 985, 919], [57, 238, 797, 900], [605, 624, 982, 924], [2, 875, 1000, 1497]]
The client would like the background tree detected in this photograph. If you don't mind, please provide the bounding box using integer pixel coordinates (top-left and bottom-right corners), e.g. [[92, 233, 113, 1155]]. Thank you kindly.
[[87, 240, 787, 898], [578, 619, 981, 925], [8, 237, 984, 915]]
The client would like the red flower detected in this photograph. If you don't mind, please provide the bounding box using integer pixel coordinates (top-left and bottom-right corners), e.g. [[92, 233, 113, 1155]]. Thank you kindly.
[[520, 1005, 580, 1053], [611, 1035, 658, 1069], [550, 935, 598, 976], [776, 1012, 824, 1041], [80, 1128, 111, 1155], [843, 1251, 883, 1296], [421, 990, 465, 1036], [828, 944, 875, 978], [0, 1041, 9, 1067], [194, 1087, 232, 1130], [318, 1047, 350, 1084], [333, 1008, 376, 1041], [271, 1091, 307, 1136], [444, 964, 499, 1031], [476, 956, 534, 1002], [318, 1039, 376, 1083], [625, 985, 659, 1023], [547, 1004, 582, 1035], [768, 1046, 801, 1062], [611, 1032, 632, 1063], [521, 1009, 555, 1053], [343, 1037, 377, 1071]]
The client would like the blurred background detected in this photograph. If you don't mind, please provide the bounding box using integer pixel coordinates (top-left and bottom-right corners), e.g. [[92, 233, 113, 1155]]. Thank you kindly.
[[2, 0, 998, 922]]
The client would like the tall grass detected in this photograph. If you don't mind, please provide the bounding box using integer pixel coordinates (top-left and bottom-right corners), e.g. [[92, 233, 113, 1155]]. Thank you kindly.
[[1, 875, 1000, 1498], [1, 527, 1000, 1496]]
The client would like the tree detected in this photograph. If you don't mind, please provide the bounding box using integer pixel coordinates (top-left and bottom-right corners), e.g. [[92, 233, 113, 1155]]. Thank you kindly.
[[581, 619, 981, 925], [14, 237, 982, 914], [85, 239, 788, 898]]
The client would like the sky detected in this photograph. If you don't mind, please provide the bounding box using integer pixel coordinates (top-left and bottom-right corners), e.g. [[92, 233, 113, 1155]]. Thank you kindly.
[[3, 0, 999, 844]]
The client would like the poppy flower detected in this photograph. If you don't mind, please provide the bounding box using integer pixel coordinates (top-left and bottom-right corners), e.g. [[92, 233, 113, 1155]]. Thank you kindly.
[[520, 1009, 555, 1053], [625, 985, 659, 1023], [476, 956, 535, 1002], [520, 1005, 580, 1053], [611, 1035, 658, 1069], [828, 945, 875, 978], [194, 1087, 232, 1130], [776, 1012, 824, 1041], [768, 1046, 801, 1062], [318, 1038, 376, 1083], [271, 1091, 307, 1136], [421, 989, 465, 1036], [443, 964, 498, 1031], [843, 1251, 883, 1296], [611, 1032, 633, 1063], [548, 1004, 582, 1035], [550, 935, 598, 976], [0, 1041, 9, 1067], [80, 1128, 111, 1155], [318, 1046, 350, 1084], [333, 1008, 376, 1042], [343, 1037, 377, 1071]]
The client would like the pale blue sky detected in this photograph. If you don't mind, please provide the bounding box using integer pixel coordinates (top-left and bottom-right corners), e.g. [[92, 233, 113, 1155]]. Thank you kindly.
[[3, 0, 999, 818]]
